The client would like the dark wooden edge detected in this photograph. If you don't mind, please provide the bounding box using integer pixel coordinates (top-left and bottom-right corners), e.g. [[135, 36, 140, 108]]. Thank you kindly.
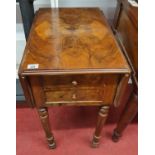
[[115, 32, 138, 86], [18, 74, 35, 107], [20, 68, 130, 76], [113, 74, 130, 107], [113, 0, 138, 31], [113, 0, 123, 30], [29, 76, 46, 108]]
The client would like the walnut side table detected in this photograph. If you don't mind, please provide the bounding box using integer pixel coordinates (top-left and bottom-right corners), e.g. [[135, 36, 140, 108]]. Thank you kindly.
[[18, 8, 130, 149]]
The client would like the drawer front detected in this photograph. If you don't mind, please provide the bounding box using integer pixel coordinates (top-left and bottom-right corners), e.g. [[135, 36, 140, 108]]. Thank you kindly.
[[44, 87, 105, 104], [40, 74, 119, 106], [42, 74, 105, 88]]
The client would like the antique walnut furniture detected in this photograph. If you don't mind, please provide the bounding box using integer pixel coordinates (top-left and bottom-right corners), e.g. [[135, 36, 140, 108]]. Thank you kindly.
[[111, 0, 138, 142], [18, 8, 130, 149]]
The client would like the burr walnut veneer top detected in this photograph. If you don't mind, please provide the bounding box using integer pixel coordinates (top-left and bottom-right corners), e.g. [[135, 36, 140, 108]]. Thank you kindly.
[[19, 8, 130, 75]]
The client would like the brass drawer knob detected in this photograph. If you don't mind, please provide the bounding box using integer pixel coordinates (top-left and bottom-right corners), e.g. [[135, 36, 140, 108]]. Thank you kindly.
[[72, 94, 77, 99], [72, 80, 78, 86]]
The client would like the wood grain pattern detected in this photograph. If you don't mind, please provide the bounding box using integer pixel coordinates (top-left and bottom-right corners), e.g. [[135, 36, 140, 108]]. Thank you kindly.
[[19, 8, 129, 75]]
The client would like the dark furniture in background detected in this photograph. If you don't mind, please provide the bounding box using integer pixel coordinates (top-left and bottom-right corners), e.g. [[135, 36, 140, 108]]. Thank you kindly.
[[16, 0, 35, 40], [111, 0, 138, 142]]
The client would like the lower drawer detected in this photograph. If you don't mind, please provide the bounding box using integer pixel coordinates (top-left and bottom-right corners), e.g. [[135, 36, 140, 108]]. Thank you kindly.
[[44, 87, 104, 104]]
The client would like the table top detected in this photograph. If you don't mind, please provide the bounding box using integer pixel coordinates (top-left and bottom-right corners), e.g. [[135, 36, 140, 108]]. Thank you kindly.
[[19, 8, 130, 75]]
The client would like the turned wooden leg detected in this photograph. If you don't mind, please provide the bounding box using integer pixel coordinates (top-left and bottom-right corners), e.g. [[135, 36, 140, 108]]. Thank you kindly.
[[38, 107, 56, 149], [112, 92, 138, 142], [92, 106, 110, 148]]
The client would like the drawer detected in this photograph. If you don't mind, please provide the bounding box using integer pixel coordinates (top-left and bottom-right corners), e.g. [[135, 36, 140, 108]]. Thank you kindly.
[[42, 74, 106, 88], [28, 74, 119, 106], [44, 87, 105, 104], [42, 74, 106, 105]]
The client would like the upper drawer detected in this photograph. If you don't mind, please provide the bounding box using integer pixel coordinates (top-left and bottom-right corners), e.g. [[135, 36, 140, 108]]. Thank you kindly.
[[42, 74, 106, 89]]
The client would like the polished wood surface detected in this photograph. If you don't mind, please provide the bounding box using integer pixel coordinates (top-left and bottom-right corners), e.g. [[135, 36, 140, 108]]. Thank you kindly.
[[112, 0, 138, 142], [19, 8, 130, 148], [19, 8, 129, 74]]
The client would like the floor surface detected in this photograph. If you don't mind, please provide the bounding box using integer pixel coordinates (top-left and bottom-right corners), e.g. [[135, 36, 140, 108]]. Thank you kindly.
[[16, 107, 138, 155]]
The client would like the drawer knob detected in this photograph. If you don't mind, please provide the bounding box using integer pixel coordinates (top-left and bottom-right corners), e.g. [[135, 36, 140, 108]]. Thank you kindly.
[[72, 94, 77, 99], [72, 80, 78, 86]]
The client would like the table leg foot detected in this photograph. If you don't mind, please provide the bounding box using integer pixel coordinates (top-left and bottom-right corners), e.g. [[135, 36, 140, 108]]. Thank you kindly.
[[91, 135, 100, 148], [38, 107, 56, 149], [112, 129, 121, 142], [47, 136, 56, 149], [112, 92, 138, 142], [91, 106, 110, 148]]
